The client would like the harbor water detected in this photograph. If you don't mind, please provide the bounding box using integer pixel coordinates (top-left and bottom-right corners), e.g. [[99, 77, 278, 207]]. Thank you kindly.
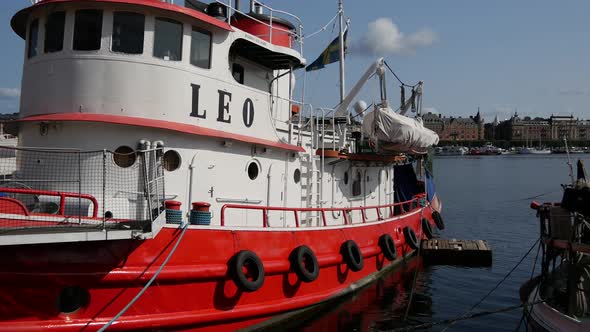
[[291, 154, 590, 331]]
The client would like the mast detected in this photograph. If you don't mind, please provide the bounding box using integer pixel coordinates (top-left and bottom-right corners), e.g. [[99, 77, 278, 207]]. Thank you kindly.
[[338, 0, 345, 103]]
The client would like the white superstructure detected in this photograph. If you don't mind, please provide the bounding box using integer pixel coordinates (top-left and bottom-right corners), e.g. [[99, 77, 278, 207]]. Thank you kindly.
[[7, 0, 425, 234]]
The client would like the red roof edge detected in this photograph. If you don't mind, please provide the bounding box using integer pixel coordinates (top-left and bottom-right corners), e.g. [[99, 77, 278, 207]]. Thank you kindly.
[[19, 113, 304, 153]]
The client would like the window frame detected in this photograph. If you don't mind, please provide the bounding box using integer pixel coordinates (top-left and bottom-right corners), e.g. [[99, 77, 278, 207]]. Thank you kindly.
[[43, 10, 67, 54], [153, 17, 183, 61], [190, 26, 212, 69], [111, 11, 145, 55], [27, 18, 39, 59], [73, 9, 104, 51], [44, 11, 66, 53]]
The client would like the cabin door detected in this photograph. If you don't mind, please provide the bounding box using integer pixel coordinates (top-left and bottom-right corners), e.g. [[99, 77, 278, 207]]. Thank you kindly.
[[189, 151, 217, 220], [266, 163, 285, 226], [378, 168, 389, 218]]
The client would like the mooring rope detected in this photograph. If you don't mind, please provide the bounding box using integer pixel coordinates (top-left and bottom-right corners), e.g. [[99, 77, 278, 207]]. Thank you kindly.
[[515, 240, 542, 331], [497, 190, 562, 203], [383, 300, 546, 332], [97, 222, 190, 332], [437, 237, 541, 332]]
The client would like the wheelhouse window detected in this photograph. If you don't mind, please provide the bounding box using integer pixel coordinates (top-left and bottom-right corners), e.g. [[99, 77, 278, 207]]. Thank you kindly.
[[27, 19, 39, 58], [112, 12, 145, 54], [73, 9, 103, 51], [44, 11, 65, 53], [153, 18, 182, 61], [190, 27, 211, 68]]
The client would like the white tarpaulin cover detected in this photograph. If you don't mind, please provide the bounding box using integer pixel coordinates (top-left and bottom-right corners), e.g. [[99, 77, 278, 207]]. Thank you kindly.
[[362, 106, 439, 154]]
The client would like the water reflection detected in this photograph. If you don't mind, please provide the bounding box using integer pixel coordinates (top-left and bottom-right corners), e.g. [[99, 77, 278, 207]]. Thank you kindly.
[[282, 258, 435, 332], [279, 155, 590, 332]]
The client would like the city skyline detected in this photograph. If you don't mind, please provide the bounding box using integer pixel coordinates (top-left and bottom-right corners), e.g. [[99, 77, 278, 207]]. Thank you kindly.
[[424, 109, 590, 125]]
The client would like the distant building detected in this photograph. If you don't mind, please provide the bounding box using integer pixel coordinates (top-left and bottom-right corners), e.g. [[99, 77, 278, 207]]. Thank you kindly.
[[510, 112, 550, 143], [549, 115, 577, 140], [488, 112, 590, 143], [423, 110, 484, 142], [579, 120, 590, 141]]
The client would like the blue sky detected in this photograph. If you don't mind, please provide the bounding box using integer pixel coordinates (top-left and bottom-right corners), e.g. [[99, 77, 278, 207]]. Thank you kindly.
[[2, 0, 590, 122]]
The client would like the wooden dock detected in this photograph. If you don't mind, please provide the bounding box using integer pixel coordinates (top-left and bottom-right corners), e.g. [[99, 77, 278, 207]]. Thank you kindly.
[[421, 239, 493, 267]]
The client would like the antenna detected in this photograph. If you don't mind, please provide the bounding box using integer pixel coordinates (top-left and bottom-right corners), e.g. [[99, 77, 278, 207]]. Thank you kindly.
[[337, 0, 345, 103]]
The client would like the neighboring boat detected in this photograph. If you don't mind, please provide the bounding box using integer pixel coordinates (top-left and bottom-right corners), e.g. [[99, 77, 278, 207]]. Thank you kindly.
[[469, 143, 501, 156], [480, 143, 502, 155], [518, 147, 552, 155], [435, 146, 468, 156], [552, 147, 585, 154], [522, 160, 590, 331], [0, 0, 444, 331], [501, 147, 517, 155]]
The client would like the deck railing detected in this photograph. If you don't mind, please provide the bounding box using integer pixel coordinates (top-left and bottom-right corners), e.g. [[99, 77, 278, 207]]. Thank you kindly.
[[0, 146, 165, 239], [220, 193, 426, 227], [217, 0, 304, 52]]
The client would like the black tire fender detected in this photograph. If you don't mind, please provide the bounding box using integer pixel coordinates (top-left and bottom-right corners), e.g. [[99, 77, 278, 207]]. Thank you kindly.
[[378, 234, 397, 261], [422, 218, 434, 239], [432, 211, 445, 230], [289, 245, 320, 283], [403, 226, 420, 250], [341, 240, 364, 272], [230, 250, 265, 292]]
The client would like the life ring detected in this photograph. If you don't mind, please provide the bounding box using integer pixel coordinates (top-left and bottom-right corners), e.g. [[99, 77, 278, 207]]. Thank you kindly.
[[432, 211, 445, 230], [290, 245, 319, 283], [341, 240, 364, 272], [403, 226, 420, 250], [378, 234, 397, 261], [421, 218, 434, 239], [230, 250, 265, 292]]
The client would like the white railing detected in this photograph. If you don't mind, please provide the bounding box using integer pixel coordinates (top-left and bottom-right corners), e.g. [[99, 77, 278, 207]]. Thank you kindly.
[[217, 0, 304, 53], [0, 146, 166, 244]]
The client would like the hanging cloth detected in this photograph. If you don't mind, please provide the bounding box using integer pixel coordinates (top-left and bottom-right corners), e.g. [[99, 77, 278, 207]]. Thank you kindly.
[[399, 88, 417, 115], [400, 86, 406, 110]]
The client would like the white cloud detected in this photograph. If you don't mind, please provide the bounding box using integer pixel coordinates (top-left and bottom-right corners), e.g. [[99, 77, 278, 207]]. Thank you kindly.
[[0, 88, 20, 99], [350, 18, 438, 56]]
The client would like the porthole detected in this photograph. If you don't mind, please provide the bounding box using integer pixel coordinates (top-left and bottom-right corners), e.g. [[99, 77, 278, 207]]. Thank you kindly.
[[247, 161, 259, 180], [113, 146, 136, 168], [56, 286, 89, 314], [163, 150, 181, 172], [344, 171, 349, 185], [293, 168, 301, 184]]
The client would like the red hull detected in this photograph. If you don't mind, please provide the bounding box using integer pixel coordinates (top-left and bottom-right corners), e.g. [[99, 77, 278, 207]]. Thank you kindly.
[[0, 207, 435, 331]]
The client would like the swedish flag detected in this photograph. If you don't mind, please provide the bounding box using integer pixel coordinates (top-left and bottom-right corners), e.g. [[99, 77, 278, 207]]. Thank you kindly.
[[305, 29, 348, 72]]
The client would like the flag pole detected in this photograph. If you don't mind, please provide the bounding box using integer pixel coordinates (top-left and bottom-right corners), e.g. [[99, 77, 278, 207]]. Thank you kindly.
[[338, 0, 345, 103]]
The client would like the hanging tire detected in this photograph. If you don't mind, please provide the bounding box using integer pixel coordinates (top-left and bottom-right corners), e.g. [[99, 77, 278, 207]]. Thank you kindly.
[[290, 245, 320, 283], [422, 218, 434, 239], [341, 240, 364, 272], [432, 211, 445, 230], [403, 226, 419, 250], [378, 234, 397, 261], [230, 250, 265, 292]]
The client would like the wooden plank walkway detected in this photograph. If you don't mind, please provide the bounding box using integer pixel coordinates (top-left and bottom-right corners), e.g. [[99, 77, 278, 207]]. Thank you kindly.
[[421, 239, 492, 267]]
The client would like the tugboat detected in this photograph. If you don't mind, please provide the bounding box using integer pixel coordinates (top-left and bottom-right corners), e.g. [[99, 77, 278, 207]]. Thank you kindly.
[[0, 0, 443, 331], [523, 159, 590, 331]]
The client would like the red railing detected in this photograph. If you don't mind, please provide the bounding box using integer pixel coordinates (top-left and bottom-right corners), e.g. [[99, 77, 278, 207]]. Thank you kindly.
[[220, 193, 426, 227], [0, 188, 99, 218]]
